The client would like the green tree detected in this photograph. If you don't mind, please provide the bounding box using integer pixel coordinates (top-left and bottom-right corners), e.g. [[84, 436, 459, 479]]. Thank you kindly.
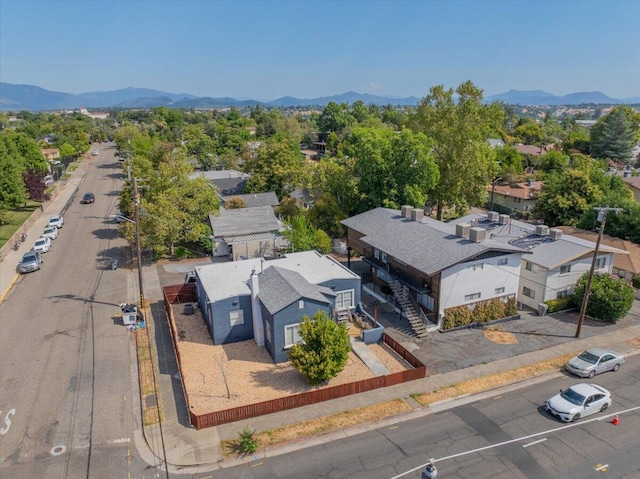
[[574, 272, 634, 323], [539, 150, 570, 174], [514, 121, 544, 145], [308, 157, 360, 217], [283, 215, 332, 253], [342, 127, 439, 211], [0, 139, 27, 208], [288, 311, 351, 385], [533, 169, 602, 226], [495, 145, 524, 181], [317, 102, 355, 134], [590, 106, 639, 163], [409, 81, 504, 219], [58, 142, 76, 159]]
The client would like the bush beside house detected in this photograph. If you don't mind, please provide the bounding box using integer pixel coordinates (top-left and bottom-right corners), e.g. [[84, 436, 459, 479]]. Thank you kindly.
[[443, 297, 517, 330], [574, 272, 634, 323], [544, 296, 576, 313]]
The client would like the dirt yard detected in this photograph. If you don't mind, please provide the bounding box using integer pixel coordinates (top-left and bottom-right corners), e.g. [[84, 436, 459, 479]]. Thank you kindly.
[[171, 304, 413, 415]]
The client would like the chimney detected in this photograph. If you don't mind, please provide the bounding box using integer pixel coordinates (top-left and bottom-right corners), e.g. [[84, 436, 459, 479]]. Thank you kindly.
[[535, 225, 549, 236], [469, 227, 486, 242], [250, 272, 265, 347], [401, 205, 413, 218], [456, 223, 470, 238], [549, 229, 562, 240], [411, 208, 424, 221]]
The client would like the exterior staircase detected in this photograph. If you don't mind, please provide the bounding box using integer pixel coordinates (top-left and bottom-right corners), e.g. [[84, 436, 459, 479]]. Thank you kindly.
[[389, 280, 429, 338]]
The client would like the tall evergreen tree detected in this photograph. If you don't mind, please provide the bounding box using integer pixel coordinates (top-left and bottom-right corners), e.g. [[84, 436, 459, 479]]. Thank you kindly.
[[590, 107, 638, 162]]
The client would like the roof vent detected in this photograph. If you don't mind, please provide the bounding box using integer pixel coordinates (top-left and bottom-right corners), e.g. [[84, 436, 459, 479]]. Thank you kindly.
[[456, 223, 471, 238], [411, 208, 424, 222], [549, 228, 562, 240], [527, 178, 535, 186], [487, 211, 499, 222], [498, 214, 510, 225], [401, 205, 413, 218], [535, 224, 549, 236], [469, 227, 486, 242]]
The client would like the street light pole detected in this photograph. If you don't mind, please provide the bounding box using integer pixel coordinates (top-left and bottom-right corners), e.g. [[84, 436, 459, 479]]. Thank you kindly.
[[133, 177, 145, 311]]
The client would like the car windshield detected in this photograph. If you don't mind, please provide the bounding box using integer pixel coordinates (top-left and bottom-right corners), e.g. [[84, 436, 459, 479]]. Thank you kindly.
[[23, 253, 37, 261], [36, 239, 45, 245], [577, 351, 599, 364], [561, 387, 586, 405]]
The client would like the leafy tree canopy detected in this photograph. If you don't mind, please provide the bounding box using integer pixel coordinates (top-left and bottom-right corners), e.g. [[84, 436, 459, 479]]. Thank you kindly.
[[574, 272, 634, 322], [590, 106, 639, 163]]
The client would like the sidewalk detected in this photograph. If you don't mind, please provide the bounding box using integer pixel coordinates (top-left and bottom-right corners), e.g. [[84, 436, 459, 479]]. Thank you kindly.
[[138, 260, 640, 473]]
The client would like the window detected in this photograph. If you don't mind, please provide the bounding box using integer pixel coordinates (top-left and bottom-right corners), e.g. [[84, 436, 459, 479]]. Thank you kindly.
[[560, 264, 571, 274], [298, 300, 304, 309], [373, 249, 380, 260], [497, 258, 508, 266], [514, 197, 522, 203], [229, 309, 244, 326], [494, 287, 505, 295], [525, 262, 533, 271], [523, 287, 535, 299], [335, 289, 355, 309], [381, 252, 388, 264], [284, 323, 302, 348], [464, 292, 481, 301], [595, 257, 606, 269], [557, 290, 570, 299]]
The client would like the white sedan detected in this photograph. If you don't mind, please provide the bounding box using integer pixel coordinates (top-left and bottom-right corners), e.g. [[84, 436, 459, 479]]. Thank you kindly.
[[42, 226, 58, 241], [33, 236, 51, 253], [48, 215, 64, 228], [545, 383, 612, 422]]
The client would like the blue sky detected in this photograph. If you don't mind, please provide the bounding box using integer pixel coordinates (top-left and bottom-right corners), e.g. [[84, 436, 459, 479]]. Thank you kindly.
[[1, 0, 639, 100]]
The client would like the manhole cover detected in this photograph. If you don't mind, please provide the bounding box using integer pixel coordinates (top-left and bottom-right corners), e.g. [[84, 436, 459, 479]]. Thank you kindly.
[[50, 445, 67, 456]]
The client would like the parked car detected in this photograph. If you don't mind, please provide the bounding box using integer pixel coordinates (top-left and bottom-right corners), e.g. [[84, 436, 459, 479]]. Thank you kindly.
[[42, 226, 59, 241], [19, 250, 43, 273], [565, 348, 625, 378], [33, 236, 51, 253], [545, 383, 612, 422], [48, 215, 64, 228], [81, 192, 95, 204], [92, 149, 99, 156]]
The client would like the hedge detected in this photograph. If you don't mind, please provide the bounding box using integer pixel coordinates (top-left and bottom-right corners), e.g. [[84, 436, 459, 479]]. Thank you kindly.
[[443, 297, 517, 330], [544, 295, 576, 313]]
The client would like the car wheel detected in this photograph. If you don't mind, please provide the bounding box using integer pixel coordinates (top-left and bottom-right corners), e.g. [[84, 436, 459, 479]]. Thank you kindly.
[[572, 413, 581, 422], [613, 363, 620, 372], [600, 403, 609, 412], [588, 370, 596, 379]]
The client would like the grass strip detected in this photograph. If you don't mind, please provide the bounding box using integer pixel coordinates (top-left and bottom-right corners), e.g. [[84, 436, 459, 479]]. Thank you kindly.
[[136, 323, 164, 426]]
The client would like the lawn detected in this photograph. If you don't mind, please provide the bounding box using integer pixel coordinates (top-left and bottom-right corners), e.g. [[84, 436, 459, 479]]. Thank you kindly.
[[0, 202, 40, 249]]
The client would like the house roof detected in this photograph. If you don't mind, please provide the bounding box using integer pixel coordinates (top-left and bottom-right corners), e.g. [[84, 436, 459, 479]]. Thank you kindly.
[[487, 180, 543, 200], [514, 144, 546, 156], [622, 175, 640, 191], [555, 226, 640, 275], [455, 213, 627, 270], [221, 192, 280, 208], [258, 266, 333, 315], [210, 206, 280, 237], [224, 232, 276, 245], [194, 250, 359, 303], [341, 208, 527, 276], [190, 170, 250, 195]]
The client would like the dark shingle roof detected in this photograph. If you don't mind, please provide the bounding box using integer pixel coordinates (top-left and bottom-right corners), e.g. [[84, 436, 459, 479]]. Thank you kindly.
[[341, 208, 525, 276], [258, 266, 333, 315], [221, 192, 280, 208], [209, 206, 280, 237]]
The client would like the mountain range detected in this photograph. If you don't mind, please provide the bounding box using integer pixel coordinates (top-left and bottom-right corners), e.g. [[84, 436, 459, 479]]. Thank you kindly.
[[1, 82, 638, 112]]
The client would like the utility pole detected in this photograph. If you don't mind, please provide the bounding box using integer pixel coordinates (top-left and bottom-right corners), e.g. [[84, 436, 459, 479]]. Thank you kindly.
[[575, 207, 623, 338], [133, 177, 145, 311]]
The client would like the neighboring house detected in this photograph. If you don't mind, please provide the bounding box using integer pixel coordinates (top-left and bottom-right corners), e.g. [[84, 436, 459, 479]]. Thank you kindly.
[[38, 134, 56, 145], [194, 250, 361, 363], [575, 120, 598, 129], [301, 148, 320, 161], [455, 213, 626, 310], [209, 205, 286, 260], [341, 207, 530, 329], [220, 192, 280, 209], [556, 226, 640, 282], [190, 169, 250, 195], [622, 175, 640, 203], [289, 187, 315, 209], [488, 138, 505, 148], [514, 144, 546, 156], [41, 148, 60, 161], [487, 179, 543, 214]]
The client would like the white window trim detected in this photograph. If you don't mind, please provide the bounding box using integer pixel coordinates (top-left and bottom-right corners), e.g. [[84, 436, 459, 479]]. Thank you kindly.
[[229, 309, 244, 326], [334, 289, 355, 310], [284, 323, 302, 349]]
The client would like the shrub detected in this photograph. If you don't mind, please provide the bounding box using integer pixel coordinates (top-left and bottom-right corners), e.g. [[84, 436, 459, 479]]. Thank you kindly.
[[545, 295, 576, 313], [237, 427, 259, 454], [632, 273, 640, 289], [505, 297, 517, 316], [471, 298, 506, 323], [574, 272, 634, 322], [442, 305, 472, 329]]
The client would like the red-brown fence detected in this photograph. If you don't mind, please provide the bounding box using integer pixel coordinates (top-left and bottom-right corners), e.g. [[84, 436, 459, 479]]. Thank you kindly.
[[162, 284, 427, 430]]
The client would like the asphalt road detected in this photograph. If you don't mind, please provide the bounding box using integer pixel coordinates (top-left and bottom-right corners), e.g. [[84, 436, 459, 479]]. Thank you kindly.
[[0, 146, 160, 478], [200, 354, 640, 479]]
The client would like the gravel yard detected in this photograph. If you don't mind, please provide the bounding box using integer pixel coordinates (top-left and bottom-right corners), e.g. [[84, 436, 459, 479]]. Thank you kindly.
[[171, 304, 413, 415]]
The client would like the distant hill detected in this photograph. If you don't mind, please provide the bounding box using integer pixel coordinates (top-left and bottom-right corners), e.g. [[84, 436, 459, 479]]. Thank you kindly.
[[483, 89, 626, 106], [0, 82, 637, 111]]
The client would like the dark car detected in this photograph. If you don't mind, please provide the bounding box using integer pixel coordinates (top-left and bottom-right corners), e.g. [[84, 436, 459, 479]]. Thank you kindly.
[[81, 192, 95, 204], [19, 250, 43, 273]]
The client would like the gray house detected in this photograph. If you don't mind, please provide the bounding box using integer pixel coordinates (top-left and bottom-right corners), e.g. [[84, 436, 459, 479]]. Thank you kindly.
[[194, 251, 361, 363]]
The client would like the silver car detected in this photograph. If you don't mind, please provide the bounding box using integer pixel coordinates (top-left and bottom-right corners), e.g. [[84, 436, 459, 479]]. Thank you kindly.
[[19, 250, 43, 273], [565, 348, 625, 378], [545, 383, 612, 422], [42, 225, 58, 241], [48, 215, 64, 228]]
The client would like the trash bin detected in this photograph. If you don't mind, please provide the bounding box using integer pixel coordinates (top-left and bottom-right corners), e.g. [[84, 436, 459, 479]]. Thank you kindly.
[[184, 303, 194, 315], [537, 303, 549, 317], [110, 258, 118, 270]]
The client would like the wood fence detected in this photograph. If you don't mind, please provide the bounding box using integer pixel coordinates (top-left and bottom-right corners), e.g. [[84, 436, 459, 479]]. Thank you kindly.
[[162, 284, 426, 430]]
